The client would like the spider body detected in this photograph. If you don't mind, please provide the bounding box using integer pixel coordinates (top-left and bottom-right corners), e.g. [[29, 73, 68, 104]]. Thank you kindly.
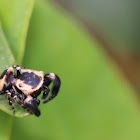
[[0, 65, 61, 117], [15, 69, 44, 95]]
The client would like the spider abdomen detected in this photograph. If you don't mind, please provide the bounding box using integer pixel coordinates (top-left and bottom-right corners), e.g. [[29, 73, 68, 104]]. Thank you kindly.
[[15, 70, 44, 95]]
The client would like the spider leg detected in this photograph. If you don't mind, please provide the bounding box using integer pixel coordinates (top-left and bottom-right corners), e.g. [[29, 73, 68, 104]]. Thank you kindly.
[[13, 95, 33, 115], [43, 73, 61, 104], [13, 65, 21, 70], [33, 98, 40, 106], [41, 85, 50, 100], [0, 90, 5, 95], [24, 96, 40, 117], [7, 92, 15, 114], [41, 90, 50, 100], [13, 65, 21, 77], [11, 86, 33, 115]]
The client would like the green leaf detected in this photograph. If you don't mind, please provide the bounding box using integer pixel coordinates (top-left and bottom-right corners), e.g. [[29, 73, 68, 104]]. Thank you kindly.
[[0, 0, 34, 64], [0, 25, 29, 118], [0, 1, 34, 137], [0, 0, 34, 118], [0, 111, 13, 140], [0, 24, 14, 140], [0, 25, 15, 67], [0, 24, 29, 140], [11, 0, 140, 140]]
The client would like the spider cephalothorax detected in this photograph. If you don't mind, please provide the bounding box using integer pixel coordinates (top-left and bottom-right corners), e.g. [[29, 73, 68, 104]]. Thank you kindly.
[[0, 65, 61, 117]]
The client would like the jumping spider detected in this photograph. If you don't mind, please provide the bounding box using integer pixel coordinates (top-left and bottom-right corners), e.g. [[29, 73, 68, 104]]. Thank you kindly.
[[0, 65, 61, 117]]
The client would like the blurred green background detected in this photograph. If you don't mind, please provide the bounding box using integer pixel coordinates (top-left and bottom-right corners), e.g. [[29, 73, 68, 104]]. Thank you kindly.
[[0, 0, 140, 140], [54, 0, 140, 92]]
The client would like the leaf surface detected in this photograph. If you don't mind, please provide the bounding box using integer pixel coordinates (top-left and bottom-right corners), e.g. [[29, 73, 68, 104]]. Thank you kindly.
[[0, 25, 29, 118], [0, 0, 34, 64]]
